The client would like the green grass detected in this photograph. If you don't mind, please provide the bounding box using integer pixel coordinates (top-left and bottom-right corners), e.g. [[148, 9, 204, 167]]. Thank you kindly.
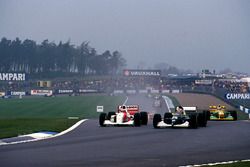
[[0, 118, 78, 139], [0, 95, 125, 119], [0, 95, 125, 139]]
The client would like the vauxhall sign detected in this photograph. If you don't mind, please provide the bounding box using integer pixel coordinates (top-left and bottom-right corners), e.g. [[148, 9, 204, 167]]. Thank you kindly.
[[123, 69, 161, 77], [0, 73, 26, 81]]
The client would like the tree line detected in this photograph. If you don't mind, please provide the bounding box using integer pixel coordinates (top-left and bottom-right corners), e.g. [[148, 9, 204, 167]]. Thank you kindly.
[[0, 37, 126, 78]]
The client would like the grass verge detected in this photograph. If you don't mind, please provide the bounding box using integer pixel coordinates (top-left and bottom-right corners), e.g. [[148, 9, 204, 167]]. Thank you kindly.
[[0, 118, 79, 139], [0, 95, 125, 139]]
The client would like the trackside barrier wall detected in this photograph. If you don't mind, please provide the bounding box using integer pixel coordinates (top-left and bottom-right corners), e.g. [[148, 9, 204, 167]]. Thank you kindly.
[[10, 91, 26, 96], [126, 90, 136, 94], [240, 105, 250, 119], [79, 89, 98, 93], [139, 90, 148, 93], [162, 90, 170, 93], [57, 89, 74, 94], [113, 89, 180, 94], [172, 89, 181, 93], [113, 90, 124, 94], [31, 90, 53, 96], [151, 90, 159, 94]]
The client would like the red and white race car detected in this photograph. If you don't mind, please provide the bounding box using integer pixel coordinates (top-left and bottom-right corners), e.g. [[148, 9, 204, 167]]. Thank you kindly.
[[99, 105, 148, 126]]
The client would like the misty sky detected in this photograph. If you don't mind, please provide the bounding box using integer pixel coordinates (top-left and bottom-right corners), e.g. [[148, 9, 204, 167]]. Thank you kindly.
[[0, 0, 250, 73]]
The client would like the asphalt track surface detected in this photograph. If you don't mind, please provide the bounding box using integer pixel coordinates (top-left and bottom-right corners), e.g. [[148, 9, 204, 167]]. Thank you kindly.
[[0, 95, 250, 167]]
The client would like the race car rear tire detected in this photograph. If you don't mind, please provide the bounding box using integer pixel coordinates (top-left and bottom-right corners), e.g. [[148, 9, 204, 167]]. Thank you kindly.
[[153, 114, 162, 129], [99, 113, 107, 127], [189, 114, 198, 129], [229, 110, 237, 121], [204, 110, 210, 120], [140, 112, 148, 125], [107, 111, 116, 120], [134, 113, 141, 127], [198, 111, 207, 127]]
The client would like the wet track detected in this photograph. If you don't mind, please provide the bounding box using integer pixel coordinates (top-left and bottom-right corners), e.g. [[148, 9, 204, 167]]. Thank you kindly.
[[0, 95, 249, 167]]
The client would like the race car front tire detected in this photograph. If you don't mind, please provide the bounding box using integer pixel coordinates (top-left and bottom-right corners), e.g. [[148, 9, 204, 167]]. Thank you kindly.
[[134, 113, 141, 127], [99, 113, 107, 127], [107, 111, 116, 120], [140, 112, 148, 125], [164, 112, 172, 124], [153, 114, 162, 129]]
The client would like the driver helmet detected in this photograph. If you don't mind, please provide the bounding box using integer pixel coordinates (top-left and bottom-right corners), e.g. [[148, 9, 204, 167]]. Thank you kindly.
[[176, 106, 184, 113], [119, 105, 127, 112]]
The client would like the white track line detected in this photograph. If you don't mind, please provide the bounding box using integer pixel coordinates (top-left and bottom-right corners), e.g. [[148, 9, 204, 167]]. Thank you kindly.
[[0, 119, 87, 146], [162, 95, 173, 112], [180, 159, 250, 167], [54, 119, 86, 137], [164, 96, 171, 112], [123, 96, 129, 105]]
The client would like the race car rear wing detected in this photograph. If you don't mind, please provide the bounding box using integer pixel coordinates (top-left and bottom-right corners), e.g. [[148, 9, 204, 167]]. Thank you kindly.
[[209, 105, 225, 111], [183, 107, 197, 111], [118, 105, 139, 115], [183, 107, 197, 115]]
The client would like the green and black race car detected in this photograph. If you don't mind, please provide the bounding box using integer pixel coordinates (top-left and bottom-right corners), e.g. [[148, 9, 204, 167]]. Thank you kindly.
[[153, 107, 208, 129]]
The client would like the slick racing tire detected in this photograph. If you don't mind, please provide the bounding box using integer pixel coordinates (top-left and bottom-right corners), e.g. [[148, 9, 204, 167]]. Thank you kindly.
[[198, 111, 207, 127], [229, 110, 237, 121], [140, 112, 148, 125], [164, 112, 172, 124], [107, 111, 116, 120], [134, 113, 141, 127], [99, 113, 107, 127], [153, 114, 162, 129], [189, 114, 198, 129], [164, 112, 172, 119], [204, 110, 211, 120]]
